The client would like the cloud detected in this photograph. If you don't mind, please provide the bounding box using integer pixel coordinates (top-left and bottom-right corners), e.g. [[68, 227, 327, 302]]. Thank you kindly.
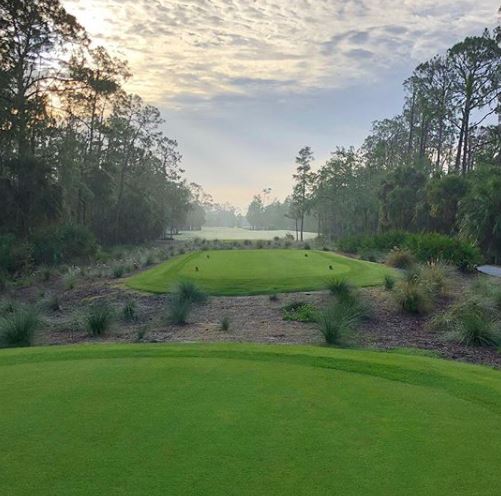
[[62, 0, 497, 107]]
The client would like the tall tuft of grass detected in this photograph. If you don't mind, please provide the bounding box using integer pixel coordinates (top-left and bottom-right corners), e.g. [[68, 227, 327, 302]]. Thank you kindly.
[[326, 277, 352, 301], [432, 300, 501, 347], [394, 279, 431, 314], [316, 300, 361, 346], [122, 300, 137, 321], [63, 267, 79, 290], [86, 302, 114, 336], [220, 315, 231, 331], [0, 307, 39, 348], [175, 280, 207, 304], [384, 275, 395, 291], [166, 296, 192, 325]]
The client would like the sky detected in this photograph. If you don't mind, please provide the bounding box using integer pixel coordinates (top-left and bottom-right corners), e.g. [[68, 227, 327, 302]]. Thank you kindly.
[[62, 0, 499, 210]]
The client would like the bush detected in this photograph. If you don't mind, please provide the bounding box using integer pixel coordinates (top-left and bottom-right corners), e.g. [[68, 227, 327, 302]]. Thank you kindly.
[[167, 296, 191, 325], [32, 224, 97, 265], [86, 302, 114, 336], [431, 289, 501, 347], [384, 275, 395, 291], [326, 278, 352, 301], [337, 231, 481, 270], [0, 234, 33, 275], [282, 302, 317, 322], [220, 315, 231, 331], [316, 300, 361, 345], [394, 279, 431, 314], [174, 280, 207, 304], [112, 264, 126, 279], [386, 248, 415, 269], [269, 293, 279, 302], [0, 307, 39, 347]]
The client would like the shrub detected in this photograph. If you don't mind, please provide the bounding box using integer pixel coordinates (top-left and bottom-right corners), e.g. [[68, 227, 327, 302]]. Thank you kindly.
[[0, 234, 33, 275], [32, 224, 97, 265], [386, 248, 415, 269], [431, 296, 501, 347], [394, 279, 431, 314], [282, 302, 317, 322], [316, 300, 361, 345], [220, 315, 231, 331], [269, 293, 279, 302], [122, 300, 137, 321], [337, 231, 481, 270], [304, 243, 311, 250], [86, 302, 114, 336], [174, 280, 207, 304], [167, 296, 191, 325], [0, 308, 39, 347], [112, 264, 126, 279], [384, 275, 395, 291], [326, 278, 352, 301], [420, 263, 450, 297]]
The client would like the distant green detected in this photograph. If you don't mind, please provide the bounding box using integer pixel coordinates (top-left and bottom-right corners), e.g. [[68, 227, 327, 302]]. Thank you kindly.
[[126, 249, 396, 295], [1, 343, 501, 496]]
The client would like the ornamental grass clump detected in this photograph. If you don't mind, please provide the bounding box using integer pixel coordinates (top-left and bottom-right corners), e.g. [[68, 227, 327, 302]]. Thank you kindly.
[[316, 299, 362, 346], [0, 307, 39, 348]]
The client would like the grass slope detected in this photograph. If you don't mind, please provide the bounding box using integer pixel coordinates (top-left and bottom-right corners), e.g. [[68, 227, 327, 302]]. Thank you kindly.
[[127, 249, 396, 295], [1, 344, 501, 496]]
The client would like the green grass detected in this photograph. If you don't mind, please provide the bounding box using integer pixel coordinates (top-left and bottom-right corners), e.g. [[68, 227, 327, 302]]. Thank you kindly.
[[1, 343, 501, 495], [176, 227, 317, 240], [126, 249, 397, 295]]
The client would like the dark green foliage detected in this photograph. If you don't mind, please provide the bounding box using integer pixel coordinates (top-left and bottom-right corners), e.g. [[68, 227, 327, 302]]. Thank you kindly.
[[337, 231, 481, 270], [32, 224, 97, 265], [166, 296, 191, 325], [112, 264, 126, 278], [0, 307, 39, 348], [175, 281, 207, 304], [269, 293, 279, 302], [220, 316, 231, 331], [0, 235, 33, 275], [316, 299, 362, 345], [282, 302, 317, 322], [86, 302, 114, 336]]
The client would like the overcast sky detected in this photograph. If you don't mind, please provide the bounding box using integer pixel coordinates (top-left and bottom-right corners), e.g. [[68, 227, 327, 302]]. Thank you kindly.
[[63, 0, 499, 210]]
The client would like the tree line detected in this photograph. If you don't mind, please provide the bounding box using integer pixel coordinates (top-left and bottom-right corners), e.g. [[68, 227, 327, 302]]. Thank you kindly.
[[289, 29, 500, 261], [0, 0, 196, 248]]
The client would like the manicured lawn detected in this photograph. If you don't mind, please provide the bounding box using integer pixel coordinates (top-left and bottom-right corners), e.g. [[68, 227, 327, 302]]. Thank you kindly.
[[1, 344, 501, 495], [126, 249, 396, 295], [176, 227, 317, 240]]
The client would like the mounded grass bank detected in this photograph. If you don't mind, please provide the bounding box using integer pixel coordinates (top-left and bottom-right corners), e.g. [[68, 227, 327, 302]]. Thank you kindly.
[[126, 249, 397, 295], [1, 343, 501, 496]]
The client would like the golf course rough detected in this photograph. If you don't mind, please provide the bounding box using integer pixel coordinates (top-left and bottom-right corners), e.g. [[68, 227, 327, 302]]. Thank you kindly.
[[126, 249, 397, 295], [1, 344, 501, 496]]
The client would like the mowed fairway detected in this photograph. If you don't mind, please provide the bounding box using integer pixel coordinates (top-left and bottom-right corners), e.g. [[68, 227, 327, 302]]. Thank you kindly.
[[1, 344, 501, 496], [127, 249, 396, 295]]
